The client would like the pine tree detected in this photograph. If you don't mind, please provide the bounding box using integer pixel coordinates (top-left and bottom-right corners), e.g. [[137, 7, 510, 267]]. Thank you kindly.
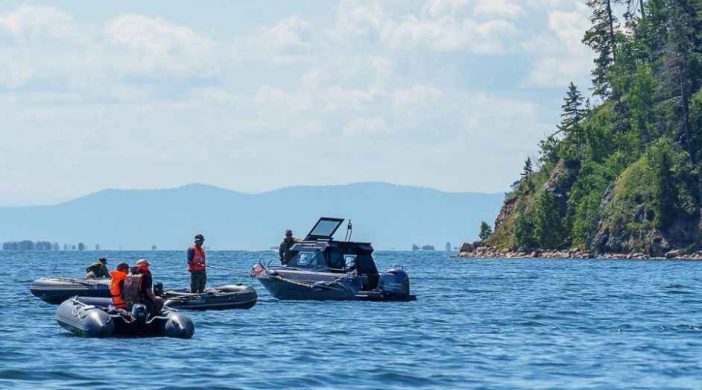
[[521, 157, 533, 180], [650, 143, 677, 229], [533, 191, 567, 248], [479, 221, 493, 241], [558, 82, 586, 136], [583, 0, 619, 97], [513, 206, 536, 250]]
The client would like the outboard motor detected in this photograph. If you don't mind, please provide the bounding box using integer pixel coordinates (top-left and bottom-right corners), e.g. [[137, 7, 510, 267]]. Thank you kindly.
[[153, 282, 164, 296], [131, 304, 148, 325], [378, 267, 411, 300]]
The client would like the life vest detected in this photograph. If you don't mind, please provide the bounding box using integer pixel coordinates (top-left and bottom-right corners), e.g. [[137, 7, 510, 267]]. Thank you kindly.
[[123, 274, 144, 309], [109, 270, 128, 308], [188, 246, 206, 272]]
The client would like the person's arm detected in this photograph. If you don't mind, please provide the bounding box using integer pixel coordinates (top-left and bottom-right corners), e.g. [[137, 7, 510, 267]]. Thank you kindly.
[[145, 287, 158, 301], [86, 263, 96, 273], [278, 242, 285, 260], [187, 248, 195, 265]]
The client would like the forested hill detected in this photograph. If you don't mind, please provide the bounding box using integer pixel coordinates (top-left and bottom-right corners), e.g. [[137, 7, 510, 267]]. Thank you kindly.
[[485, 0, 702, 256]]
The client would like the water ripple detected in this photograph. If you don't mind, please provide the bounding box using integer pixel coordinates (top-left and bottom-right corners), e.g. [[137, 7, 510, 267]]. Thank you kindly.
[[4, 251, 702, 389]]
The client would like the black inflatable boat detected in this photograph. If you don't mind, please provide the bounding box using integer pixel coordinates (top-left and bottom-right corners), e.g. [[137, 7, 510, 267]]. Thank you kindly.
[[56, 297, 194, 339], [30, 277, 111, 304], [162, 284, 257, 310]]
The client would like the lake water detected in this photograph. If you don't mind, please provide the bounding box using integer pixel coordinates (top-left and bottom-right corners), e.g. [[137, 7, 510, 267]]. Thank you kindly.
[[3, 250, 702, 389]]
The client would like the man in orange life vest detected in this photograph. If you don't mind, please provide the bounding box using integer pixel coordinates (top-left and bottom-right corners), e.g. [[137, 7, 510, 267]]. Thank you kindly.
[[110, 262, 130, 309], [187, 234, 207, 293]]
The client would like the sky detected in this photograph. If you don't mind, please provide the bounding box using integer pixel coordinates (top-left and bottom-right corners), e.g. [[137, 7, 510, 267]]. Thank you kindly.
[[0, 0, 594, 206]]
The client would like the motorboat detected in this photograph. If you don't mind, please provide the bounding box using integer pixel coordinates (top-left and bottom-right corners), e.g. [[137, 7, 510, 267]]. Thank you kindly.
[[252, 217, 415, 301]]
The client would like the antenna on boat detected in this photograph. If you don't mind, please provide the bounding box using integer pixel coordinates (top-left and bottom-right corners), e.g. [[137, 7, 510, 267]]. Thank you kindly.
[[345, 219, 353, 241]]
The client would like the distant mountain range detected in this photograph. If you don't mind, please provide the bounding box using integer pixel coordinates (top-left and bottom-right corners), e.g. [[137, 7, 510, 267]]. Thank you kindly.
[[0, 183, 503, 250]]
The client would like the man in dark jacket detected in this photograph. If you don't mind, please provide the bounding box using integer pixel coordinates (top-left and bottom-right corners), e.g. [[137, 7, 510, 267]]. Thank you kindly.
[[123, 259, 163, 315], [279, 229, 301, 264], [86, 257, 109, 278]]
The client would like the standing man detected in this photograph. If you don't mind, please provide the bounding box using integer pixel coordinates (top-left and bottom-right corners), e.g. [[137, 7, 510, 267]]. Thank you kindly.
[[86, 257, 110, 278], [279, 229, 301, 265], [187, 234, 207, 293]]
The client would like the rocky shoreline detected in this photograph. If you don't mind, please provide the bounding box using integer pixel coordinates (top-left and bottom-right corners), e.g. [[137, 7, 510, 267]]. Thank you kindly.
[[457, 243, 702, 260]]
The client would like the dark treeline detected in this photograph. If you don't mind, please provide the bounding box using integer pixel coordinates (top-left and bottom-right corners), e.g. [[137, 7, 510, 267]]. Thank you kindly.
[[3, 241, 58, 251], [488, 0, 702, 255], [2, 241, 86, 251]]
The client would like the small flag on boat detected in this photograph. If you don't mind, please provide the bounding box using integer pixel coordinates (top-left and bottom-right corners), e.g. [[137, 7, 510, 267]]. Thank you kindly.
[[251, 263, 266, 277]]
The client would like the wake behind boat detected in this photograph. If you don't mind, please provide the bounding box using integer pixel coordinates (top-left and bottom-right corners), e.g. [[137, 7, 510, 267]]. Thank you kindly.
[[252, 217, 416, 301]]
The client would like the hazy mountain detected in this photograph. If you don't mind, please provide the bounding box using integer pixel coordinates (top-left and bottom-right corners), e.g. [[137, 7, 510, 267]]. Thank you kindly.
[[0, 183, 503, 250]]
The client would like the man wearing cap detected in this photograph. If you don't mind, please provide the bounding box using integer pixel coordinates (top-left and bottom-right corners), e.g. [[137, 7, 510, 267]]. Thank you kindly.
[[123, 259, 163, 315], [85, 257, 110, 279], [186, 234, 207, 293], [278, 229, 301, 265]]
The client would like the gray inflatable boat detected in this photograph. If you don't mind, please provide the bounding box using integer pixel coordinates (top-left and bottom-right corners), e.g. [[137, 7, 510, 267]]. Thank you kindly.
[[56, 298, 194, 339], [162, 284, 257, 310], [30, 277, 110, 304]]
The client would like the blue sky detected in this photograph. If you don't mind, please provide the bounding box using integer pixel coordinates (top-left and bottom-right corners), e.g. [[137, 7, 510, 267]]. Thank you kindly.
[[0, 0, 593, 205]]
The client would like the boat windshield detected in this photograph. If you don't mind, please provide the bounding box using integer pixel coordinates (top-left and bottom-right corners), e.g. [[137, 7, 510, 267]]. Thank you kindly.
[[288, 250, 325, 268], [305, 217, 344, 240]]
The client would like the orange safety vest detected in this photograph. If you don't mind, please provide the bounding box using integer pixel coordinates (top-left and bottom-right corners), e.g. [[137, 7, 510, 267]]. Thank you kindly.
[[188, 246, 206, 272], [110, 270, 128, 308]]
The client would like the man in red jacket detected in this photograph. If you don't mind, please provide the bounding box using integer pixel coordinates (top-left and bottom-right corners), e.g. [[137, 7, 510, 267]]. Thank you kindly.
[[187, 234, 207, 293]]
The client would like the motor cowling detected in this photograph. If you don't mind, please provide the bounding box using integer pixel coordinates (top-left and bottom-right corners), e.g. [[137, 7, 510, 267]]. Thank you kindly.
[[131, 304, 148, 324], [378, 267, 410, 299]]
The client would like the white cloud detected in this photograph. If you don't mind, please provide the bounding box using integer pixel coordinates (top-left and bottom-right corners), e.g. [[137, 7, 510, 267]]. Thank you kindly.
[[0, 1, 596, 204], [424, 0, 470, 18], [343, 117, 389, 137], [522, 5, 592, 88], [0, 5, 78, 42], [106, 14, 218, 77], [335, 0, 384, 37], [380, 15, 515, 53], [473, 0, 523, 19]]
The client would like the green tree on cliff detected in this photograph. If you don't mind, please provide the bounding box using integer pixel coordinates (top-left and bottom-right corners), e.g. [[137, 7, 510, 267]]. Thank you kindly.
[[481, 1, 702, 255], [650, 143, 677, 229], [583, 0, 619, 97], [513, 205, 537, 249], [534, 191, 567, 248], [479, 221, 493, 241]]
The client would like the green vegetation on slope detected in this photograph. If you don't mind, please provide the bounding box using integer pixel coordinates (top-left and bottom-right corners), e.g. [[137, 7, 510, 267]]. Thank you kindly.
[[486, 0, 702, 255]]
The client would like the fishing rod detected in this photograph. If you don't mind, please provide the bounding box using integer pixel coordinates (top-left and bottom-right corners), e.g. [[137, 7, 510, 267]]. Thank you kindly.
[[204, 264, 242, 272]]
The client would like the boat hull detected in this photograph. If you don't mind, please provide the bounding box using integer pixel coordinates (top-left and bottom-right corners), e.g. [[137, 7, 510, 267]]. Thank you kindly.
[[256, 269, 416, 301], [30, 277, 111, 304], [163, 284, 258, 310], [258, 275, 356, 300]]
